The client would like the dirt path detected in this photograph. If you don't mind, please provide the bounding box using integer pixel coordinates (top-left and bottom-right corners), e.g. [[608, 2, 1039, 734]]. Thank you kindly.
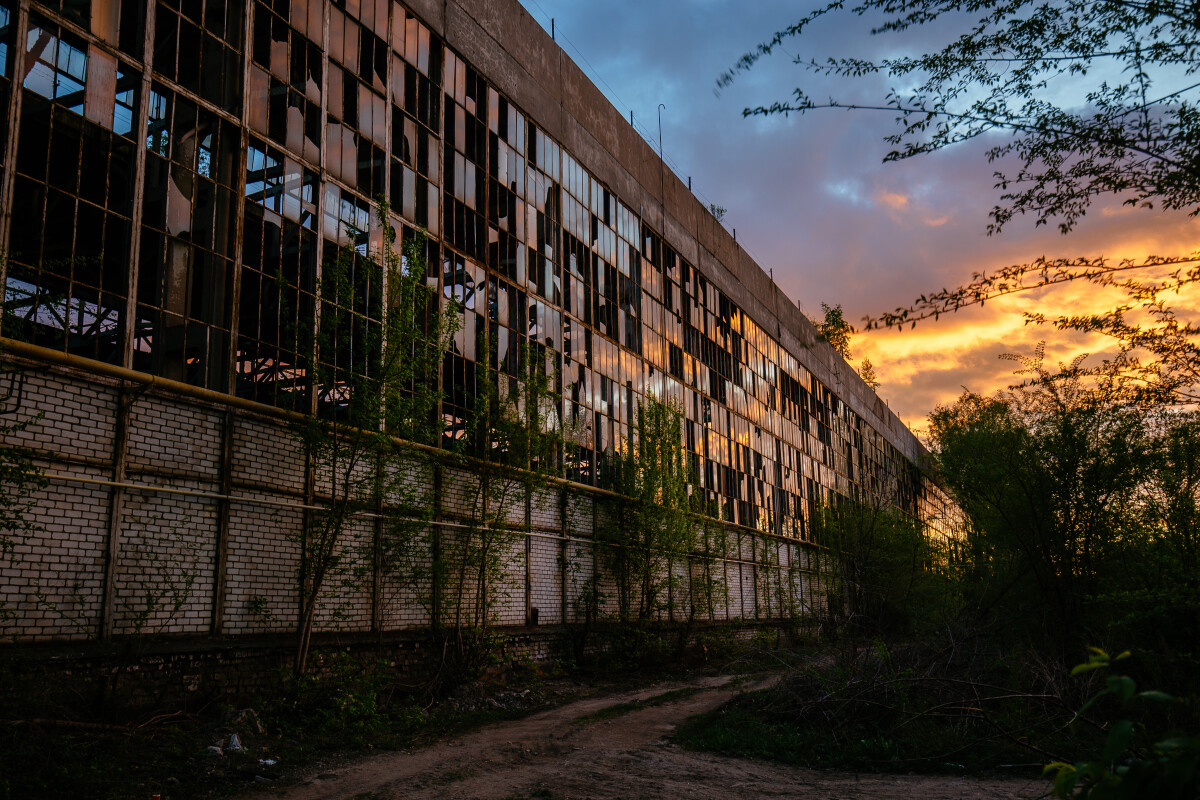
[[247, 675, 1045, 800]]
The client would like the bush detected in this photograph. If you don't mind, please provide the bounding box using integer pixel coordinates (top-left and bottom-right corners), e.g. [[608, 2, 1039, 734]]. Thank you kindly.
[[1046, 649, 1200, 799]]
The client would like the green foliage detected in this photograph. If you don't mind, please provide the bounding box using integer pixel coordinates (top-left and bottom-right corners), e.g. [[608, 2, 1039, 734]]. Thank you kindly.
[[859, 357, 880, 390], [597, 397, 695, 622], [721, 0, 1200, 236], [812, 302, 852, 360], [677, 639, 1098, 774], [928, 349, 1200, 652], [0, 393, 43, 631], [0, 371, 46, 565], [811, 495, 951, 638], [269, 653, 397, 742], [435, 337, 566, 660], [1046, 649, 1200, 799], [294, 206, 457, 673], [591, 625, 678, 672], [724, 0, 1200, 412]]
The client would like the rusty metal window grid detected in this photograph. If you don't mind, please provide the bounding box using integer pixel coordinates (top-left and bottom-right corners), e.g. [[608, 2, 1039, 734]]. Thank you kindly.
[[0, 0, 915, 535]]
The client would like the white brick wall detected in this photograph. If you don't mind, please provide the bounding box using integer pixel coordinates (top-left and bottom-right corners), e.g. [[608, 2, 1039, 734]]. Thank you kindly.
[[113, 484, 217, 635], [232, 417, 304, 493], [529, 535, 560, 624], [530, 488, 560, 530], [2, 367, 826, 643], [565, 494, 593, 537], [127, 398, 222, 478], [564, 538, 594, 623], [384, 456, 434, 507], [491, 536, 526, 627], [5, 372, 116, 463], [378, 527, 433, 630], [0, 463, 109, 640], [313, 517, 373, 633], [441, 467, 480, 519], [224, 492, 302, 634]]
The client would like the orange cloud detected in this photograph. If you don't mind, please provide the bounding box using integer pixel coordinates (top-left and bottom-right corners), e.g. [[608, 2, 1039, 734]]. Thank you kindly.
[[855, 266, 1200, 430]]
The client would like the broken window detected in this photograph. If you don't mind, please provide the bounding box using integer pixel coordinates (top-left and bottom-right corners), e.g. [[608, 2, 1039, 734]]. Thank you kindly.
[[24, 16, 87, 114], [0, 2, 12, 186], [245, 138, 316, 229], [7, 76, 135, 365], [42, 0, 90, 28], [155, 0, 243, 112], [134, 85, 238, 390], [87, 0, 145, 59], [237, 142, 319, 413]]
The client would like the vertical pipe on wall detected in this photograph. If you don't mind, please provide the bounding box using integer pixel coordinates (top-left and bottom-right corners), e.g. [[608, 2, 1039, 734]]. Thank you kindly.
[[559, 488, 568, 624], [432, 463, 443, 630], [524, 488, 532, 625], [99, 388, 135, 640], [210, 409, 236, 634]]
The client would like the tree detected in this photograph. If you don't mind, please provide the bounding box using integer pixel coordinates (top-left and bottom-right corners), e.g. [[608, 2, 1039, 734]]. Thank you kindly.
[[436, 337, 566, 650], [0, 373, 45, 562], [0, 368, 47, 629], [859, 357, 880, 390], [814, 302, 853, 359], [864, 252, 1200, 405], [924, 347, 1200, 649], [293, 208, 456, 674], [723, 0, 1200, 403], [721, 0, 1200, 236], [811, 493, 944, 639], [597, 397, 696, 623]]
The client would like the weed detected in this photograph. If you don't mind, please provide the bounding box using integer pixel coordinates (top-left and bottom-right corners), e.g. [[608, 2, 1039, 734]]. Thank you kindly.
[[675, 640, 1110, 776]]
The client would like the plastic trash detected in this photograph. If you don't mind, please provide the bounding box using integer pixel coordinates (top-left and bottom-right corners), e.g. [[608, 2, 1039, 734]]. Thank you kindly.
[[227, 733, 244, 751], [206, 745, 223, 756], [259, 758, 278, 766]]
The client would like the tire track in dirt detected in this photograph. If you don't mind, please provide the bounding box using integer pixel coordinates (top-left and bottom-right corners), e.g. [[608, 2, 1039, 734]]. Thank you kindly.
[[246, 674, 1044, 800]]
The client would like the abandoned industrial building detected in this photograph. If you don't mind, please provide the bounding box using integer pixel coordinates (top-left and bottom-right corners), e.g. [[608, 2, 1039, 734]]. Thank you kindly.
[[0, 0, 956, 651]]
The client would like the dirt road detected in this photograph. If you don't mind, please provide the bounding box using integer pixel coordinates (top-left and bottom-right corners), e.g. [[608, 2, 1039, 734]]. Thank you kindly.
[[248, 675, 1044, 800]]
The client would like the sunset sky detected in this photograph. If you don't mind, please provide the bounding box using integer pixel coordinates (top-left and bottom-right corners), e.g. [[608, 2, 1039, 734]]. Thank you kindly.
[[515, 0, 1200, 432]]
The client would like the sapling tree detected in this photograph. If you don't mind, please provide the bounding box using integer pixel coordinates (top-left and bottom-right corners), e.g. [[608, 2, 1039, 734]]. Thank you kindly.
[[811, 493, 938, 638], [813, 302, 852, 360], [690, 501, 730, 622], [0, 370, 45, 564], [293, 207, 455, 674], [598, 397, 696, 622], [438, 338, 565, 644], [0, 363, 47, 632]]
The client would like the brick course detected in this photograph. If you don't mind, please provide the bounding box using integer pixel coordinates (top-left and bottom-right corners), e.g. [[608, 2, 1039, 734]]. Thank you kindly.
[[2, 367, 820, 644]]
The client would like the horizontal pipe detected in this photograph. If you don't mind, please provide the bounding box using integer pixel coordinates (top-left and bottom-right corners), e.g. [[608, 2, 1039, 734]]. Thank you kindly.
[[40, 471, 813, 571], [3, 336, 821, 548]]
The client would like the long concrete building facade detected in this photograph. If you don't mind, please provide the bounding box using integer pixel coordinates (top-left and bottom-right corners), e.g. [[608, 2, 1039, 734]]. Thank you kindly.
[[0, 0, 956, 644]]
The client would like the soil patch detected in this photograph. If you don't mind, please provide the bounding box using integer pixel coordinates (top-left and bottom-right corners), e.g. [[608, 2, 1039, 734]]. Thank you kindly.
[[239, 673, 1043, 800]]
